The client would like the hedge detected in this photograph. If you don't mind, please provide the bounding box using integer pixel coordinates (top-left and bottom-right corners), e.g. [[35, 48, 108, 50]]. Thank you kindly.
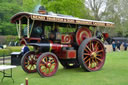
[[0, 46, 33, 57]]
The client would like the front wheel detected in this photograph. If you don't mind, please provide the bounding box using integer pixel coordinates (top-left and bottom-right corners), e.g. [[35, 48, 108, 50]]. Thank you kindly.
[[78, 38, 106, 72], [36, 52, 59, 77], [21, 51, 38, 73]]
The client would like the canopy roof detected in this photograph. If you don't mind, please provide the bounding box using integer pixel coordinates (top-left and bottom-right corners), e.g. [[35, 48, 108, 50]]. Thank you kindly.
[[11, 12, 114, 28]]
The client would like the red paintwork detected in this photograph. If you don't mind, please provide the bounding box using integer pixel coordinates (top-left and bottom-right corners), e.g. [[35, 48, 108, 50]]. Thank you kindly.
[[61, 34, 73, 44], [103, 33, 109, 40], [23, 52, 37, 73], [76, 27, 92, 45], [38, 53, 58, 77], [20, 37, 41, 45], [51, 43, 70, 52], [57, 50, 76, 59], [83, 39, 105, 71]]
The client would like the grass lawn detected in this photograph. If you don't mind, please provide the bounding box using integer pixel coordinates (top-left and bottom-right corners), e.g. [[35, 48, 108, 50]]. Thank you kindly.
[[0, 51, 128, 85]]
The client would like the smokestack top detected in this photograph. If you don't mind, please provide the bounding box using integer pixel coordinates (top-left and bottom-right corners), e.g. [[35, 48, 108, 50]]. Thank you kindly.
[[38, 6, 47, 14]]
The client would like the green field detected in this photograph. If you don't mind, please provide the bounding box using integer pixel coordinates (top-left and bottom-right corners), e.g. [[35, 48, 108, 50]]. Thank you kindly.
[[0, 51, 128, 85]]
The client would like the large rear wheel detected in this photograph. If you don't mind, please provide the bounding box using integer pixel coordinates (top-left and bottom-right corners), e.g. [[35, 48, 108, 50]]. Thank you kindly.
[[78, 38, 106, 71], [36, 52, 59, 77]]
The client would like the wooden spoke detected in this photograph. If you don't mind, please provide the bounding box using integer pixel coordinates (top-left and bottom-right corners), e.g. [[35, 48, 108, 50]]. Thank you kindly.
[[31, 65, 35, 70], [96, 49, 104, 53], [88, 58, 91, 68], [41, 68, 46, 72], [96, 57, 103, 62], [30, 65, 33, 70], [97, 54, 102, 57], [94, 42, 99, 51], [84, 53, 90, 56], [84, 48, 90, 53], [92, 59, 97, 68], [45, 68, 47, 73], [85, 58, 90, 63], [40, 63, 45, 66], [83, 56, 88, 61], [94, 57, 98, 65], [90, 58, 94, 68], [29, 55, 33, 60], [45, 56, 48, 62], [50, 63, 56, 68], [48, 68, 51, 73], [91, 43, 94, 51], [25, 62, 28, 64], [49, 59, 54, 63], [25, 64, 29, 68], [86, 45, 92, 52]]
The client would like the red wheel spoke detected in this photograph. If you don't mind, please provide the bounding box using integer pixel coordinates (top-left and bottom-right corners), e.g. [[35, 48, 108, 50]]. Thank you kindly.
[[25, 62, 28, 64], [85, 58, 90, 63], [96, 57, 103, 62], [97, 54, 102, 57], [91, 43, 94, 51], [48, 68, 51, 73], [88, 58, 91, 68], [86, 45, 92, 52], [29, 55, 33, 60], [40, 63, 45, 66], [83, 56, 88, 61], [30, 65, 33, 70], [49, 59, 54, 63], [96, 49, 104, 53], [45, 56, 48, 62], [84, 53, 90, 56], [41, 68, 46, 72], [84, 48, 90, 53], [50, 63, 55, 68], [92, 58, 97, 68], [90, 58, 94, 68], [45, 68, 47, 73], [95, 42, 99, 51], [26, 64, 29, 68], [31, 65, 35, 70]]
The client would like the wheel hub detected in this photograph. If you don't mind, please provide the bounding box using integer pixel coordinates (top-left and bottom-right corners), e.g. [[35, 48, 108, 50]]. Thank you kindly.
[[91, 52, 97, 58]]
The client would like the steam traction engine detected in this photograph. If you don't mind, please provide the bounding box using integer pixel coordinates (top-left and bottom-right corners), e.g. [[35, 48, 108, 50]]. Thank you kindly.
[[11, 12, 114, 77]]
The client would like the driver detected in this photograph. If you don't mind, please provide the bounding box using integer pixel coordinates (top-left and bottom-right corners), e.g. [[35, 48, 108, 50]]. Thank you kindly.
[[49, 25, 59, 41]]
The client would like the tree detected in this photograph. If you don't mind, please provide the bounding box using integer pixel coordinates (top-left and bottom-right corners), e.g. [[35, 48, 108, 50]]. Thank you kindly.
[[41, 0, 92, 19], [104, 0, 128, 37], [0, 1, 22, 35], [85, 0, 107, 20]]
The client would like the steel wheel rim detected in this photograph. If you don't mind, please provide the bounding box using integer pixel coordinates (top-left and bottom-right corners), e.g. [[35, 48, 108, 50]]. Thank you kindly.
[[83, 39, 105, 71], [23, 53, 37, 72], [39, 54, 58, 77]]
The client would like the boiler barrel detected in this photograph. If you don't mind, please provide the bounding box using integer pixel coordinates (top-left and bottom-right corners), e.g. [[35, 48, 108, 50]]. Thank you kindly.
[[29, 43, 70, 52]]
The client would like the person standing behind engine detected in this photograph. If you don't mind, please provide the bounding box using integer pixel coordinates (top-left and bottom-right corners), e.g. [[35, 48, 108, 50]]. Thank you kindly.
[[116, 41, 121, 51], [123, 42, 127, 51], [112, 41, 116, 51]]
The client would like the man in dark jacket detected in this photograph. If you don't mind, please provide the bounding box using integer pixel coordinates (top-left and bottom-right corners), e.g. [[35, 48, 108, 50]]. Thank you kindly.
[[21, 44, 30, 54], [112, 41, 116, 51], [123, 42, 127, 51], [116, 41, 121, 50]]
